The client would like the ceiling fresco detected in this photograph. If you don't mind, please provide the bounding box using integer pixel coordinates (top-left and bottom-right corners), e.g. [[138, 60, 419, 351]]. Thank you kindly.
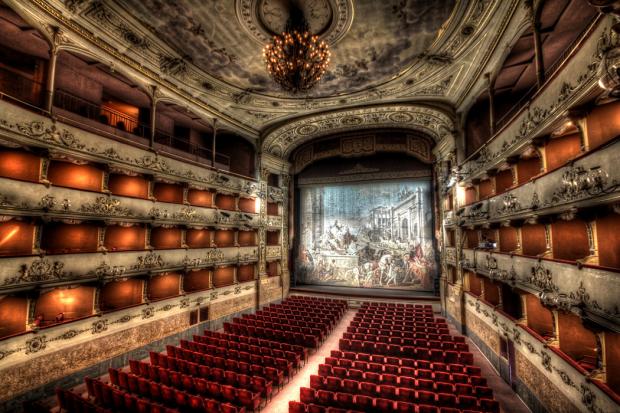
[[10, 0, 521, 143], [117, 0, 457, 97]]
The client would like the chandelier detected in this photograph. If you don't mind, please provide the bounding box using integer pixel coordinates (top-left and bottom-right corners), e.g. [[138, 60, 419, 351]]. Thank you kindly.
[[262, 6, 331, 93]]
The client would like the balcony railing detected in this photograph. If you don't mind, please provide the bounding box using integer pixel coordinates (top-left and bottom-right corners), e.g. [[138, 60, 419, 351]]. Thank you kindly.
[[0, 67, 233, 169], [488, 14, 600, 144], [52, 89, 230, 168]]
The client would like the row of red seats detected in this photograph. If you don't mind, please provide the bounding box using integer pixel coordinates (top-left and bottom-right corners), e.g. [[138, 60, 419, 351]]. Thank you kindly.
[[344, 329, 452, 341], [249, 310, 335, 325], [180, 338, 294, 375], [291, 398, 491, 413], [245, 312, 332, 330], [322, 358, 485, 386], [260, 311, 338, 327], [299, 387, 498, 412], [339, 339, 474, 364], [310, 373, 492, 399], [278, 296, 348, 307], [167, 344, 287, 387], [350, 319, 445, 328], [192, 334, 302, 370], [328, 350, 479, 375], [113, 361, 264, 412], [288, 295, 347, 303], [342, 334, 468, 351], [234, 317, 326, 342], [289, 400, 362, 413], [354, 312, 435, 320], [347, 325, 465, 344], [56, 388, 114, 413], [200, 329, 308, 361], [266, 302, 345, 313], [87, 375, 242, 413], [137, 355, 273, 400], [345, 329, 465, 347], [260, 307, 341, 324], [269, 298, 346, 311], [224, 321, 321, 348]]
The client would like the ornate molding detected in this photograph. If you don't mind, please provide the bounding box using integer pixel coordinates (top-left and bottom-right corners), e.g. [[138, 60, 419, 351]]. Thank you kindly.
[[262, 105, 454, 158]]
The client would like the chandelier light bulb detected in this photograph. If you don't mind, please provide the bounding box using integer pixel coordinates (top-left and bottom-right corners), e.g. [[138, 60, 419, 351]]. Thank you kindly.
[[263, 27, 331, 94]]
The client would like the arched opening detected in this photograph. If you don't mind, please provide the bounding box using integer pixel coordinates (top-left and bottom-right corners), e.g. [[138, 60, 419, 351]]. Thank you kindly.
[[291, 130, 437, 292], [401, 218, 409, 241]]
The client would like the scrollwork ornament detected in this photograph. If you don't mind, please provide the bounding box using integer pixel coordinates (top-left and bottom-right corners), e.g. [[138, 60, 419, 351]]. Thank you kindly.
[[25, 336, 46, 354], [4, 259, 66, 285]]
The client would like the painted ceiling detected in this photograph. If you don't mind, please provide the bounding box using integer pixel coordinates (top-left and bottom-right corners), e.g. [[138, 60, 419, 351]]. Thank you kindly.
[[116, 0, 457, 97], [13, 0, 522, 145]]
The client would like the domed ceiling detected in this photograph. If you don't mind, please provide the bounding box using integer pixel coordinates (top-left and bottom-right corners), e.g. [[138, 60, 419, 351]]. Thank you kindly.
[[22, 0, 518, 143], [117, 0, 457, 97]]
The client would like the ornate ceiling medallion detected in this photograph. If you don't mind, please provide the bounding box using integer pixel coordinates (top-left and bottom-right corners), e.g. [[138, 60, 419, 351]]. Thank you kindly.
[[236, 0, 354, 46]]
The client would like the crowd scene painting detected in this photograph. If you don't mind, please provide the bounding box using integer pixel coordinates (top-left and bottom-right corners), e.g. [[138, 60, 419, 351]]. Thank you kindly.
[[295, 180, 437, 290]]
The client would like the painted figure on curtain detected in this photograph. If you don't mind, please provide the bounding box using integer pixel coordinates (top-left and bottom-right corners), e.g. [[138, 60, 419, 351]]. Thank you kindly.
[[296, 180, 436, 290]]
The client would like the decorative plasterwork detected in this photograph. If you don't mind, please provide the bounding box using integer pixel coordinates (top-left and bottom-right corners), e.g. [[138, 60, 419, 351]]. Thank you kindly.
[[0, 177, 258, 229], [0, 100, 260, 198], [0, 282, 255, 368], [235, 0, 354, 46], [457, 138, 620, 227], [262, 105, 454, 158], [461, 249, 620, 328], [466, 297, 615, 413], [291, 132, 433, 174], [0, 246, 258, 290], [4, 0, 515, 131]]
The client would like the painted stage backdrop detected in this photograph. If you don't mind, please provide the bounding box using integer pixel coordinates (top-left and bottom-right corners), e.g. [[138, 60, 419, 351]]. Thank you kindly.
[[296, 180, 436, 290]]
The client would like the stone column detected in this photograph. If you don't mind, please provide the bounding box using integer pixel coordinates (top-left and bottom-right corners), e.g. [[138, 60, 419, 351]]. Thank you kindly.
[[149, 86, 158, 149], [485, 73, 496, 135], [527, 1, 546, 88], [44, 28, 60, 114]]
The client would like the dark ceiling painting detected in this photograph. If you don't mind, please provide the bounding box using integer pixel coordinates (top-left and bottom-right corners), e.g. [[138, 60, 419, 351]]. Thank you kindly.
[[118, 0, 457, 97]]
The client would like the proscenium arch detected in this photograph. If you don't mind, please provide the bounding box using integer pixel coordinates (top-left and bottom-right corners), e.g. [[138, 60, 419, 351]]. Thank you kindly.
[[261, 104, 455, 159]]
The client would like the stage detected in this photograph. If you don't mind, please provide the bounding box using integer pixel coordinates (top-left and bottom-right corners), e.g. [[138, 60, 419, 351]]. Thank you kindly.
[[290, 284, 440, 303]]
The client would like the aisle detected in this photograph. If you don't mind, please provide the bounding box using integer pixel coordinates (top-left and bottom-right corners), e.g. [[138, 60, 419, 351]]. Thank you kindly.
[[446, 322, 531, 413], [262, 308, 357, 412]]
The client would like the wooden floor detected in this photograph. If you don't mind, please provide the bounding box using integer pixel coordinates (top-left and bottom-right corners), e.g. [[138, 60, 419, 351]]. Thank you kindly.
[[262, 306, 531, 413]]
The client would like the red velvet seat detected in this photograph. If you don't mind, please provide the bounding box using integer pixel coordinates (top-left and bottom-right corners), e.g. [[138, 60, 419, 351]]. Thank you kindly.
[[365, 372, 381, 384], [480, 398, 500, 413], [317, 389, 335, 406], [319, 364, 333, 377], [379, 385, 397, 399], [333, 367, 348, 379], [311, 375, 325, 390], [437, 392, 457, 407], [395, 401, 415, 413], [418, 405, 439, 413], [308, 404, 326, 413], [416, 390, 436, 404], [457, 395, 478, 410], [475, 386, 493, 398], [435, 381, 454, 393], [360, 381, 376, 396], [382, 373, 398, 386], [375, 397, 395, 412], [335, 392, 355, 409], [326, 376, 342, 392], [301, 387, 317, 405], [348, 369, 364, 380], [289, 400, 307, 413], [343, 379, 359, 394]]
